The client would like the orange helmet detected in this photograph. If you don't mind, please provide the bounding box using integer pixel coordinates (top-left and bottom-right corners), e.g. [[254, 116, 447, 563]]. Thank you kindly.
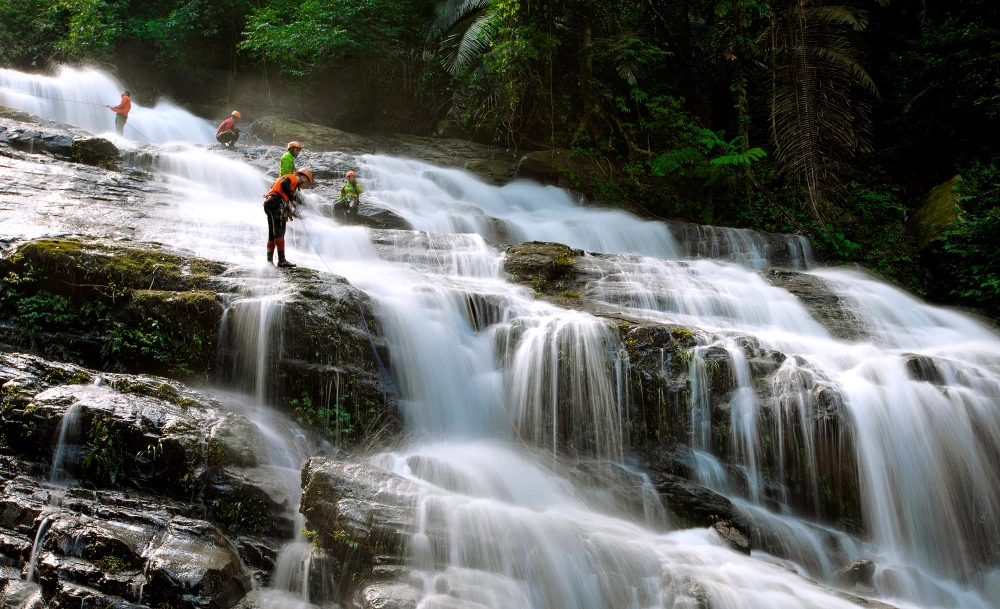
[[231, 110, 242, 119], [345, 171, 357, 178], [295, 168, 314, 183], [287, 141, 302, 151]]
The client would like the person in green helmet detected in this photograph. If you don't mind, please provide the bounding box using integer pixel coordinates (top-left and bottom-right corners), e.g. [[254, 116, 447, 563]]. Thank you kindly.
[[280, 141, 302, 176]]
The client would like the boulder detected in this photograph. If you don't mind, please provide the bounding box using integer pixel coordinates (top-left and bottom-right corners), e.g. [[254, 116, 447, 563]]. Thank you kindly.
[[503, 241, 587, 302], [144, 517, 252, 609], [0, 121, 117, 167], [355, 205, 413, 231], [907, 176, 960, 250], [361, 583, 422, 609], [649, 471, 750, 540], [835, 558, 877, 593], [712, 520, 751, 554], [300, 458, 420, 600], [71, 136, 119, 166]]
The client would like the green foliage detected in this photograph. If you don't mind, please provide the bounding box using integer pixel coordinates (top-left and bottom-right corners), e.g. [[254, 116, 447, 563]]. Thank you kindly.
[[212, 495, 272, 535], [935, 159, 1000, 322], [239, 0, 432, 76], [83, 416, 124, 485], [93, 555, 130, 573], [0, 246, 218, 378], [290, 392, 356, 437], [0, 0, 125, 63]]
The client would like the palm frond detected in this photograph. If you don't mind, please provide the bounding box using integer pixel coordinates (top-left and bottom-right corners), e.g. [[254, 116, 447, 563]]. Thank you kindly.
[[433, 0, 492, 32], [446, 14, 493, 75], [761, 0, 879, 223], [807, 6, 869, 30]]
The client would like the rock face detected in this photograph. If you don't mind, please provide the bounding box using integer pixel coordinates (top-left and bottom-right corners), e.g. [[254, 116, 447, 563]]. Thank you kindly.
[[0, 109, 118, 167], [501, 241, 865, 533], [907, 176, 960, 250], [0, 354, 293, 608], [247, 116, 519, 184], [0, 238, 399, 449], [300, 457, 420, 602], [761, 268, 865, 341], [666, 221, 812, 269], [0, 238, 226, 380]]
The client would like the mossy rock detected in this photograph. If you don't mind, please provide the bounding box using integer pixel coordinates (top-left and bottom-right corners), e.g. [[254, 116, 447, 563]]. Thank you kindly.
[[12, 238, 224, 294], [907, 176, 961, 250], [504, 241, 583, 286], [249, 116, 376, 153], [0, 105, 36, 123], [71, 136, 119, 167]]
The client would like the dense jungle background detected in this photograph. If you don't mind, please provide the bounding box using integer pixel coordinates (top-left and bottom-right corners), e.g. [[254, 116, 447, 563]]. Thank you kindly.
[[1, 0, 998, 321]]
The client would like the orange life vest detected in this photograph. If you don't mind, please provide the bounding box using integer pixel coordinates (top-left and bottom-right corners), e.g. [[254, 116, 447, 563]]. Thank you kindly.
[[265, 174, 301, 202]]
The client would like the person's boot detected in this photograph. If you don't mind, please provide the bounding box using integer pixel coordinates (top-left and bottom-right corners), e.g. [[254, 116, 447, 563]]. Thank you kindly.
[[266, 241, 275, 264], [276, 246, 296, 268]]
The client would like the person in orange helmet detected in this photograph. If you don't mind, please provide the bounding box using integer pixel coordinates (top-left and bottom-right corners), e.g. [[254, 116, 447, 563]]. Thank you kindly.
[[262, 168, 315, 267], [333, 170, 363, 224], [216, 111, 242, 148], [106, 90, 131, 136], [280, 141, 302, 176]]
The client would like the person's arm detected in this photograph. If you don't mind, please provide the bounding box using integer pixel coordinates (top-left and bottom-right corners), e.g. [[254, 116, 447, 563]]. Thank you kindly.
[[279, 177, 296, 200], [108, 97, 127, 113], [215, 119, 232, 137]]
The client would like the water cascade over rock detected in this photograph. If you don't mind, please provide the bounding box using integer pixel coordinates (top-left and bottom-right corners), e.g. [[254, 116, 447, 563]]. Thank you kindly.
[[1, 66, 998, 609]]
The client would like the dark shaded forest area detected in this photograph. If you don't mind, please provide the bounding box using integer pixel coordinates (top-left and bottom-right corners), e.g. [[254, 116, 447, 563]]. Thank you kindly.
[[2, 0, 998, 320]]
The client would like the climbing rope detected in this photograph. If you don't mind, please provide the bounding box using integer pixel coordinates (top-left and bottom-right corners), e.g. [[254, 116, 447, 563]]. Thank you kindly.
[[298, 213, 396, 398], [0, 86, 155, 143]]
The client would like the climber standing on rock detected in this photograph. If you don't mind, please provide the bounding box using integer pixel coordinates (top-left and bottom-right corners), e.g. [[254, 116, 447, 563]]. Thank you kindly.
[[334, 170, 363, 224], [106, 90, 131, 137], [215, 111, 242, 148], [280, 141, 302, 176], [263, 168, 315, 267]]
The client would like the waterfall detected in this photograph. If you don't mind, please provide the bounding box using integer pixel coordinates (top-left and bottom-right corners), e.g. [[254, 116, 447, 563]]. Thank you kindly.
[[9, 65, 1000, 609], [0, 66, 216, 144]]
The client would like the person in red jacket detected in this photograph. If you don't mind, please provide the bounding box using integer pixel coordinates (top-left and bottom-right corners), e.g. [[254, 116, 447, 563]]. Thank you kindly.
[[262, 168, 315, 267], [216, 111, 242, 148], [106, 91, 131, 136]]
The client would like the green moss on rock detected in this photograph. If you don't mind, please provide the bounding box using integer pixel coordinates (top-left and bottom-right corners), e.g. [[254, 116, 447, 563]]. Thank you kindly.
[[13, 238, 224, 293], [907, 176, 961, 250]]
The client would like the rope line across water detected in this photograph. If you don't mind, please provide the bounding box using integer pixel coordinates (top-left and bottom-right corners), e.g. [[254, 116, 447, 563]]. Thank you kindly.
[[0, 86, 155, 143]]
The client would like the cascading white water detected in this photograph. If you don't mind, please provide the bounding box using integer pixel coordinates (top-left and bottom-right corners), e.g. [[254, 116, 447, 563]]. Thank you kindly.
[[10, 66, 1000, 609], [144, 146, 999, 608], [48, 403, 84, 485], [0, 66, 215, 144]]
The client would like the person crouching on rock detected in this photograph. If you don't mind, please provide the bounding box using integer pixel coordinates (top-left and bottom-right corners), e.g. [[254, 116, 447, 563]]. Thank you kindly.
[[263, 168, 314, 267], [106, 90, 131, 137], [281, 141, 302, 176], [334, 170, 363, 224], [216, 111, 242, 148]]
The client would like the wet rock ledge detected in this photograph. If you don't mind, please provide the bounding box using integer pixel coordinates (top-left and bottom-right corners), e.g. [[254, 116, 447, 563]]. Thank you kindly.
[[0, 106, 118, 167], [0, 237, 399, 449], [0, 353, 292, 609]]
